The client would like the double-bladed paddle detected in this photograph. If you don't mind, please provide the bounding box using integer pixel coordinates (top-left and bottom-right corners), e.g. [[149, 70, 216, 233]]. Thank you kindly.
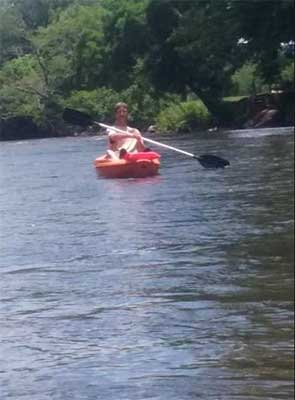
[[63, 108, 230, 169]]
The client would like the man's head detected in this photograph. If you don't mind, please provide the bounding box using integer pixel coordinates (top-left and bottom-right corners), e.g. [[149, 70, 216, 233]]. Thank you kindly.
[[115, 102, 128, 113], [114, 102, 128, 126]]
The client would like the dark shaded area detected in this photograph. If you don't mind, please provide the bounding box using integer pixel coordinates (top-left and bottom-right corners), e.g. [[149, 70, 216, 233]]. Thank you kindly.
[[0, 117, 45, 141], [0, 116, 72, 141], [224, 90, 295, 129]]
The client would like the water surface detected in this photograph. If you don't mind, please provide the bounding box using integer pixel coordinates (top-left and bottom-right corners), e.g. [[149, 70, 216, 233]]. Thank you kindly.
[[0, 127, 294, 399]]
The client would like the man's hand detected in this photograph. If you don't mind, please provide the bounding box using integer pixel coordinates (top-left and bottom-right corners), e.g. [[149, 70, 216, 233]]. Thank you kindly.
[[130, 129, 142, 140]]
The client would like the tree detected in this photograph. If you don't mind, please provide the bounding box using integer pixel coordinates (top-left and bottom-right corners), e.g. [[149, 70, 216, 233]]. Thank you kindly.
[[0, 2, 109, 126], [0, 4, 29, 64], [31, 4, 106, 92], [0, 0, 93, 65], [0, 55, 47, 122], [100, 0, 149, 90], [1, 0, 293, 129], [229, 0, 294, 83], [145, 0, 243, 119], [143, 0, 294, 118]]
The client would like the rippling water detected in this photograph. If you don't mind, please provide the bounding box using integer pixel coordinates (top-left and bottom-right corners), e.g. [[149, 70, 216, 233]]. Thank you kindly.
[[0, 127, 294, 400]]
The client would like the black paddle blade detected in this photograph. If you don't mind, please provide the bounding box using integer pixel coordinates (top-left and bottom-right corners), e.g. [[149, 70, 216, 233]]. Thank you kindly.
[[196, 154, 230, 169], [63, 108, 93, 127]]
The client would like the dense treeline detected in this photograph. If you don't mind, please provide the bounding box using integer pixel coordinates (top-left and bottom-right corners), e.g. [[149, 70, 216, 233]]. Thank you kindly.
[[0, 0, 294, 135]]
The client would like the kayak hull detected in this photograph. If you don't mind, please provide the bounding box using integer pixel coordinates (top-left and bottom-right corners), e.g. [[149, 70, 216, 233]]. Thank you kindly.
[[94, 152, 160, 179]]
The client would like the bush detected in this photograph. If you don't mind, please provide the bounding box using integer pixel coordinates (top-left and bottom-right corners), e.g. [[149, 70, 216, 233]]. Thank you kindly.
[[155, 100, 211, 133]]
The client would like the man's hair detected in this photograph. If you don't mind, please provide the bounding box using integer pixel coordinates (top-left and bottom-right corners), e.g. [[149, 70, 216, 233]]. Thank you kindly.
[[115, 102, 128, 112]]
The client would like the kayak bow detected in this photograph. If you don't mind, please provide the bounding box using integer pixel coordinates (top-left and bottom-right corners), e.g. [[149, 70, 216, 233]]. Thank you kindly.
[[94, 151, 161, 179]]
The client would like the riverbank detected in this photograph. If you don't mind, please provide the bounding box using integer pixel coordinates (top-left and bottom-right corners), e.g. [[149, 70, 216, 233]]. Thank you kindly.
[[224, 90, 294, 130], [1, 91, 294, 141]]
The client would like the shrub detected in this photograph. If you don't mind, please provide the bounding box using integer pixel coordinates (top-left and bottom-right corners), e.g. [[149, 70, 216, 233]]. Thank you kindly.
[[155, 100, 211, 133]]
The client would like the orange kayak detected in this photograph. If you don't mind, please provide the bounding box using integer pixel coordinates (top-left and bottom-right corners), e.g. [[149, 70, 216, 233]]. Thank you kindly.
[[94, 151, 161, 179]]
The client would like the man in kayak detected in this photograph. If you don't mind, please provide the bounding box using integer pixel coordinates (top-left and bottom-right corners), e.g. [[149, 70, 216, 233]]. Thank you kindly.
[[106, 102, 146, 159]]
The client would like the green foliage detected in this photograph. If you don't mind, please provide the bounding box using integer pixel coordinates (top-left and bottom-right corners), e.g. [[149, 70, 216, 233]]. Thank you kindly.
[[0, 5, 28, 65], [146, 1, 243, 109], [280, 61, 294, 88], [0, 0, 75, 65], [223, 96, 248, 103], [275, 52, 294, 90], [230, 0, 294, 82], [0, 84, 43, 122], [66, 58, 161, 127], [156, 100, 211, 133], [145, 0, 294, 116], [2, 0, 74, 30], [121, 84, 158, 127], [65, 87, 122, 121], [231, 53, 294, 96], [0, 0, 294, 133], [0, 54, 65, 125], [231, 63, 265, 96], [118, 59, 161, 127], [0, 54, 37, 81], [0, 55, 45, 121], [99, 0, 150, 91], [32, 4, 106, 92]]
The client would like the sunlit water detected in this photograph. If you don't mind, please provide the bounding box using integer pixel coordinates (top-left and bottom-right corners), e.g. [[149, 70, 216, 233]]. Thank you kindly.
[[0, 127, 294, 400]]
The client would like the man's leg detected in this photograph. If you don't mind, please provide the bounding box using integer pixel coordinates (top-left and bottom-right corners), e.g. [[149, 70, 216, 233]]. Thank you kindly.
[[106, 149, 119, 159]]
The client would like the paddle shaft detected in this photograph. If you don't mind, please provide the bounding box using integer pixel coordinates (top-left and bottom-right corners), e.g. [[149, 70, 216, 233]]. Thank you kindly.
[[98, 122, 198, 159]]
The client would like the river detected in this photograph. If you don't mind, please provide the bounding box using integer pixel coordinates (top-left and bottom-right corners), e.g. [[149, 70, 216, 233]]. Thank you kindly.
[[0, 127, 294, 400]]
